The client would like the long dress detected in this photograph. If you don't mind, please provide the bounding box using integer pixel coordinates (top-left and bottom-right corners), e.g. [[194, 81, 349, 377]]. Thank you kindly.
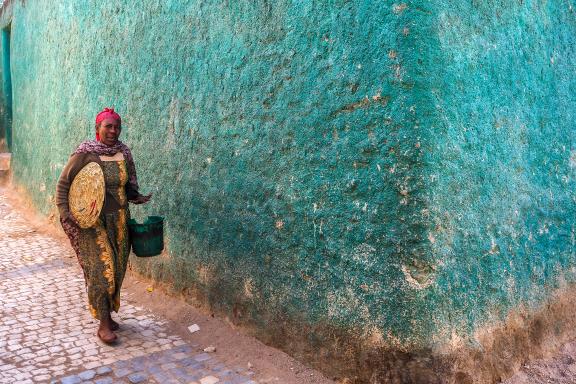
[[77, 160, 130, 319], [57, 152, 138, 320]]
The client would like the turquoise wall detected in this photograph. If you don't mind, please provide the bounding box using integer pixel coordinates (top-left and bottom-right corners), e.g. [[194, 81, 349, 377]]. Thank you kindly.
[[0, 10, 8, 152], [423, 1, 576, 342], [3, 0, 575, 380]]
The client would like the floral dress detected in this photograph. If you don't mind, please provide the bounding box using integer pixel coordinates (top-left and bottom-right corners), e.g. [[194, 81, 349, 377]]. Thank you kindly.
[[77, 160, 131, 319], [57, 148, 141, 321]]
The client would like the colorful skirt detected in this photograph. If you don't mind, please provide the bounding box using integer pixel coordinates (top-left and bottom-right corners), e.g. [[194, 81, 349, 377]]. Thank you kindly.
[[77, 208, 130, 319]]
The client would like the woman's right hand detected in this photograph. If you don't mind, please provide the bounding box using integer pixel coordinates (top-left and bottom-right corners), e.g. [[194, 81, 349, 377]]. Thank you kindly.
[[130, 193, 152, 205], [64, 212, 80, 227]]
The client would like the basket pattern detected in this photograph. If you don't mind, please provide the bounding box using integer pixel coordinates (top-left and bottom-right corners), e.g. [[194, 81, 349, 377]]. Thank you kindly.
[[69, 162, 105, 229]]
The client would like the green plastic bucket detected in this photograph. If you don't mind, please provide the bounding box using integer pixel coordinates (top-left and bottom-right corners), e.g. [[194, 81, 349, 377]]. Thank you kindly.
[[128, 216, 164, 257]]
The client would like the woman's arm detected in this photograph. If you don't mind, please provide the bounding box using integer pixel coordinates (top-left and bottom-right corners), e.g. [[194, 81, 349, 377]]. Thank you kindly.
[[127, 182, 152, 204], [56, 153, 88, 221], [129, 193, 152, 204], [124, 152, 152, 205]]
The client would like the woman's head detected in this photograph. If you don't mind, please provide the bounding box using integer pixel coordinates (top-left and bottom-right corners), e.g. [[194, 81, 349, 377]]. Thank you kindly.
[[95, 108, 121, 146]]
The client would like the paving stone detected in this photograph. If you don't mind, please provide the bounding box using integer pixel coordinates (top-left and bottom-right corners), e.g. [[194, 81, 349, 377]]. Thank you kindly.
[[84, 362, 101, 370], [60, 375, 82, 384], [126, 372, 147, 383], [200, 376, 220, 384], [150, 371, 170, 382], [114, 368, 132, 378], [78, 370, 96, 380], [194, 353, 212, 362], [94, 378, 113, 384], [161, 362, 177, 370], [95, 367, 113, 376], [171, 367, 200, 383]]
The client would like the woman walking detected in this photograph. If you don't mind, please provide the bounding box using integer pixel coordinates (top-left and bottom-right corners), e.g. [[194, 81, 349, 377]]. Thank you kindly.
[[56, 108, 151, 343]]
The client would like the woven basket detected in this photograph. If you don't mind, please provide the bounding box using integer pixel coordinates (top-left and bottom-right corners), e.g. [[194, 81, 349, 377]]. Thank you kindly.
[[69, 162, 105, 228]]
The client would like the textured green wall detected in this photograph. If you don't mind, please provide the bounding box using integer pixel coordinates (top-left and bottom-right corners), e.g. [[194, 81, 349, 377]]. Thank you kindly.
[[0, 5, 9, 152], [6, 0, 431, 345], [422, 1, 576, 343], [3, 0, 575, 378]]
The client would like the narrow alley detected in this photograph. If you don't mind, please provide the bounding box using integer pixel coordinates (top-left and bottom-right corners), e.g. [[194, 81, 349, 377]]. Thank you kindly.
[[0, 186, 334, 384]]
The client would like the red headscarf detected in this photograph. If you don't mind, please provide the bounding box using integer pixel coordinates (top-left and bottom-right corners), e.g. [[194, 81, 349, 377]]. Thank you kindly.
[[95, 108, 121, 141]]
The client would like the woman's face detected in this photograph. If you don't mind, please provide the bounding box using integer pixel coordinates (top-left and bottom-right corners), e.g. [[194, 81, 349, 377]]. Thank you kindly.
[[97, 118, 121, 146]]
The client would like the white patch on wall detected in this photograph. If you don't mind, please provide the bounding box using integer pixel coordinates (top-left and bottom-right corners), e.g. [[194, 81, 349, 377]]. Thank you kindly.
[[243, 278, 257, 299], [349, 243, 376, 268], [326, 286, 371, 323], [401, 264, 435, 290]]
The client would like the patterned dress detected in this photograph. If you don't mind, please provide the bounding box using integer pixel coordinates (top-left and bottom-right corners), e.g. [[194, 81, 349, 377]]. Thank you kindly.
[[57, 140, 142, 321], [77, 160, 130, 319]]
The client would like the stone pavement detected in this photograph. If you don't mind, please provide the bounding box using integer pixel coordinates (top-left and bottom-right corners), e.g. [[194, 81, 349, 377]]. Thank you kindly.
[[0, 190, 257, 384]]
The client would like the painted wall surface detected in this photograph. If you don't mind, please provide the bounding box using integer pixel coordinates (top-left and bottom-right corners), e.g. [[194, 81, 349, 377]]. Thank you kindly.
[[422, 1, 576, 343], [2, 0, 575, 380], [6, 0, 430, 345], [0, 11, 8, 152]]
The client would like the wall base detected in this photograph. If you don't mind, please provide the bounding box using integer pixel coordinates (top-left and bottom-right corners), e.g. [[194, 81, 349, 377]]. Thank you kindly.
[[181, 282, 576, 384]]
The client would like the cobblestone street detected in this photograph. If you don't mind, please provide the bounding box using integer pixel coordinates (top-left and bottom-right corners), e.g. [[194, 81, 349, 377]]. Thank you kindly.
[[0, 189, 259, 384]]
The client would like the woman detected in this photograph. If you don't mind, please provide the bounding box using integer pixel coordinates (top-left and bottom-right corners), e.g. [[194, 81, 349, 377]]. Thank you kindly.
[[56, 108, 151, 343]]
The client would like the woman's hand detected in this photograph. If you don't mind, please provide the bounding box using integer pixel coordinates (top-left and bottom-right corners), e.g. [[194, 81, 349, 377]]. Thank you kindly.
[[64, 212, 80, 227], [130, 193, 152, 205]]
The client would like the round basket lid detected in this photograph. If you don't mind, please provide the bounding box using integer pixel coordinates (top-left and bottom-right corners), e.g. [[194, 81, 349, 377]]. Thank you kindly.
[[69, 162, 105, 229]]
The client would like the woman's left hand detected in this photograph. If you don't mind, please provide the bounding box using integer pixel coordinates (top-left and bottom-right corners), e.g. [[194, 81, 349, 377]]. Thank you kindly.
[[130, 193, 152, 205]]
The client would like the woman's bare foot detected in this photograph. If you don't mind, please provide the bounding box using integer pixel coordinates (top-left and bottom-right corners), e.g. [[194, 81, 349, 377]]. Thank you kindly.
[[98, 318, 117, 344], [110, 318, 120, 331], [107, 314, 120, 331], [97, 326, 117, 344]]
